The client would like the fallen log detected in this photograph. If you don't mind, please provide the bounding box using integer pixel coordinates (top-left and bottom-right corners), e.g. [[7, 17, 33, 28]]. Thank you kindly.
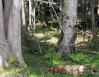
[[50, 65, 85, 74], [48, 64, 95, 76]]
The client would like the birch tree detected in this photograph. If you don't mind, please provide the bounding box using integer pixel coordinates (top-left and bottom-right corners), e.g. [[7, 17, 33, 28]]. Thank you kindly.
[[21, 0, 26, 26]]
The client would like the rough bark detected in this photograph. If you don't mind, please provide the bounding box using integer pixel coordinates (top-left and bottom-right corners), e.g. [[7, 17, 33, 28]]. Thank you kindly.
[[58, 0, 78, 53]]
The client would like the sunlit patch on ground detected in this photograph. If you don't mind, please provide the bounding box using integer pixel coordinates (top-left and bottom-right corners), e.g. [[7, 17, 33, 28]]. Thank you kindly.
[[34, 27, 59, 45], [75, 31, 93, 47]]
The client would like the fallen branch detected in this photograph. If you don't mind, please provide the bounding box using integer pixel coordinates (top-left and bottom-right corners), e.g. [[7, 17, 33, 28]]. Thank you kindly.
[[48, 65, 94, 75], [76, 48, 99, 55], [55, 65, 84, 74]]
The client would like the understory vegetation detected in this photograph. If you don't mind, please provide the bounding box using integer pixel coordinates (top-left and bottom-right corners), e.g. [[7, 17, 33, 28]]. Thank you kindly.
[[21, 27, 99, 77], [22, 45, 99, 77], [0, 28, 99, 77]]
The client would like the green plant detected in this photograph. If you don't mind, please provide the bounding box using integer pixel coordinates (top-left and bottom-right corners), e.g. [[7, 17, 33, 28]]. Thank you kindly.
[[43, 48, 63, 66], [7, 56, 16, 64], [90, 59, 99, 68], [70, 53, 88, 63], [88, 43, 97, 49]]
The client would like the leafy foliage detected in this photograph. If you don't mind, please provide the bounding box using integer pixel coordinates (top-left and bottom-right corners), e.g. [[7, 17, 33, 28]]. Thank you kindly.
[[43, 48, 64, 66]]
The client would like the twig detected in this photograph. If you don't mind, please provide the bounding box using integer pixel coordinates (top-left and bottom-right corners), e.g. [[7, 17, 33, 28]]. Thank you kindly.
[[36, 0, 57, 5], [48, 0, 63, 32]]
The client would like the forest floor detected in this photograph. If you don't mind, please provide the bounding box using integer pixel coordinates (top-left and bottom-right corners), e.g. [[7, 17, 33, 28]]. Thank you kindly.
[[21, 27, 99, 77], [22, 46, 99, 77], [1, 27, 99, 77]]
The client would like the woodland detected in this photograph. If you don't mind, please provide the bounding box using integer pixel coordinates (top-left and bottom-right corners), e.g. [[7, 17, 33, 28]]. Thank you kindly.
[[0, 0, 99, 77]]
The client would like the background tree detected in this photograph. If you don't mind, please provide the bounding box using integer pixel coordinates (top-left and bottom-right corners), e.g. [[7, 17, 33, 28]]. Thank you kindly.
[[57, 0, 78, 53]]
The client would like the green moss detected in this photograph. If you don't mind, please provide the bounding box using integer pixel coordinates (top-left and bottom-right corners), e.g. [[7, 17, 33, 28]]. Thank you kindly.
[[7, 56, 16, 64]]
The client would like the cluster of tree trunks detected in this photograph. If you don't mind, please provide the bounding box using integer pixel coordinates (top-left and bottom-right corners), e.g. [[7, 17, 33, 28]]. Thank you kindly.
[[0, 0, 25, 70], [21, 0, 78, 54]]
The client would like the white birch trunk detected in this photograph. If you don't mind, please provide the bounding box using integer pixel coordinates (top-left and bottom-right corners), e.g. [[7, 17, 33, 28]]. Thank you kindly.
[[21, 0, 26, 26], [29, 0, 32, 25], [58, 0, 78, 53], [97, 1, 99, 15]]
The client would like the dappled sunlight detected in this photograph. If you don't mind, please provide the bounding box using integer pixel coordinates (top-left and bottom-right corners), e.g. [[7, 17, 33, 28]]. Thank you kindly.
[[0, 67, 26, 76], [47, 37, 58, 44], [29, 74, 38, 77], [35, 33, 45, 39], [75, 31, 93, 47], [33, 27, 59, 45]]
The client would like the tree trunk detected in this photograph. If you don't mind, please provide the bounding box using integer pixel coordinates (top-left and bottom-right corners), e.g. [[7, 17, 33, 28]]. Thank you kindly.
[[58, 0, 78, 53], [0, 0, 25, 69], [21, 0, 26, 26], [90, 0, 97, 41], [7, 0, 25, 65], [98, 4, 99, 15], [0, 0, 10, 70], [32, 4, 36, 35], [29, 0, 32, 25]]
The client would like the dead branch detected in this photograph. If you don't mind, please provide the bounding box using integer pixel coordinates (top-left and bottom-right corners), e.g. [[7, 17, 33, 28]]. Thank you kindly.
[[76, 48, 99, 55]]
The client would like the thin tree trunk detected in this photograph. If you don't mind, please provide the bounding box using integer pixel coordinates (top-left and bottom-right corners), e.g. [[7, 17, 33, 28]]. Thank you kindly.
[[32, 0, 36, 35], [32, 6, 36, 35], [58, 0, 78, 53], [29, 0, 32, 25], [90, 0, 97, 41], [97, 1, 99, 16], [21, 0, 26, 26]]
